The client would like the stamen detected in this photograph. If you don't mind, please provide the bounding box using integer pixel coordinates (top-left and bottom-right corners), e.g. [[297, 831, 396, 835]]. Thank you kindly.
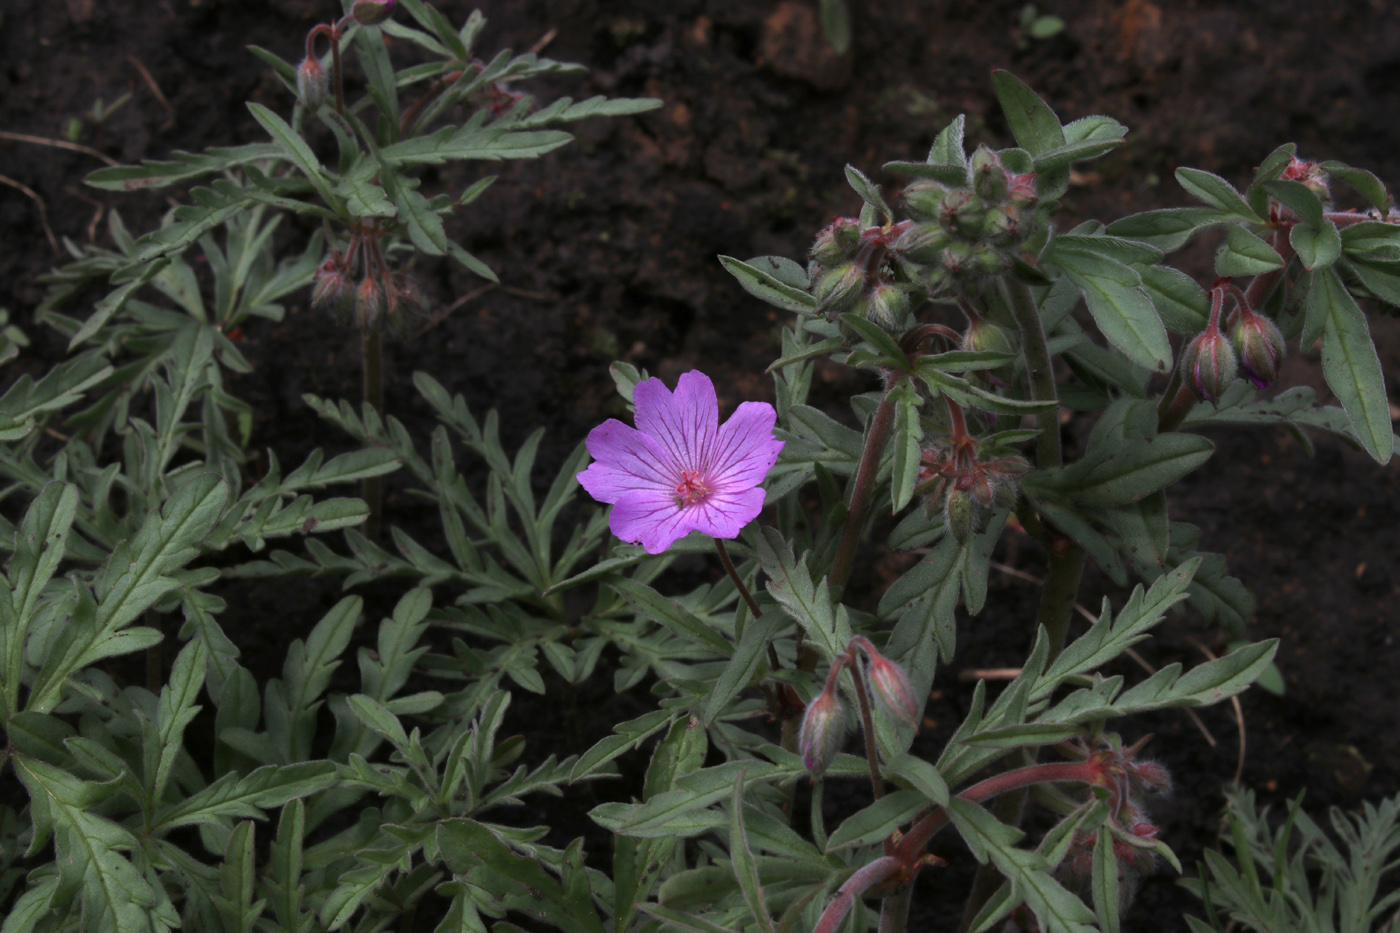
[[674, 470, 710, 508]]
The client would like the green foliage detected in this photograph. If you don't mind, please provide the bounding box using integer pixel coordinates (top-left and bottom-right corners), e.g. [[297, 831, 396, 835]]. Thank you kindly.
[[1184, 787, 1400, 933]]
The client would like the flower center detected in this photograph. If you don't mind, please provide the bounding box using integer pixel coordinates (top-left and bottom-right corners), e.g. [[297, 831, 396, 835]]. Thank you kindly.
[[674, 470, 710, 508]]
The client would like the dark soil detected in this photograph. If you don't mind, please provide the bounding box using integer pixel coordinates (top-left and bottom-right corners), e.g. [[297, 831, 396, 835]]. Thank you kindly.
[[3, 0, 1399, 930]]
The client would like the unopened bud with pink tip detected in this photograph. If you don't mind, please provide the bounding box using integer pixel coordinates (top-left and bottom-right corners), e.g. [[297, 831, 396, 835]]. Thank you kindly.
[[1180, 326, 1237, 402], [798, 688, 848, 776], [1228, 307, 1286, 389], [863, 649, 920, 728], [297, 56, 328, 112]]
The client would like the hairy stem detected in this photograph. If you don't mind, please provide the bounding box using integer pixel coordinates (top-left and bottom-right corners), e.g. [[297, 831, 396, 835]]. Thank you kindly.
[[362, 327, 384, 540], [830, 379, 899, 589], [848, 662, 885, 800], [715, 539, 763, 620], [1003, 278, 1061, 468]]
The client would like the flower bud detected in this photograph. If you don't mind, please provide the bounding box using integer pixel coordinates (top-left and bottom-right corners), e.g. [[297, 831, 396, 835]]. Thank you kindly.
[[903, 182, 949, 222], [297, 57, 329, 112], [798, 689, 848, 775], [814, 262, 864, 318], [311, 256, 344, 310], [944, 485, 976, 544], [941, 241, 973, 276], [865, 283, 910, 328], [961, 319, 1016, 357], [864, 651, 920, 728], [894, 222, 950, 264], [1228, 308, 1286, 389], [1007, 172, 1039, 205], [982, 204, 1023, 246], [351, 0, 396, 25], [940, 190, 985, 240], [971, 244, 1010, 276], [355, 276, 384, 330], [1127, 760, 1172, 795], [1181, 328, 1237, 402], [970, 145, 1010, 204], [811, 218, 860, 265]]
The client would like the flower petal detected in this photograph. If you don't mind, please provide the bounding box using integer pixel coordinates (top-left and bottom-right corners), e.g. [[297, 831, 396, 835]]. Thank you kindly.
[[579, 419, 676, 504], [685, 486, 767, 540], [608, 488, 699, 554], [711, 400, 784, 488], [634, 371, 718, 475]]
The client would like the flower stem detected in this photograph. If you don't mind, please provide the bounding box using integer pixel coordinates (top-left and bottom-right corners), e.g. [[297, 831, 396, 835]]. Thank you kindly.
[[1003, 278, 1061, 468], [362, 326, 384, 540], [831, 380, 899, 589], [847, 661, 885, 800], [714, 539, 762, 619]]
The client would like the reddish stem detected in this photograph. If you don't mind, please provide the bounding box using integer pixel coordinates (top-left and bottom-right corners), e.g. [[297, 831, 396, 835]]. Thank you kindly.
[[847, 662, 885, 800], [830, 380, 899, 589], [813, 856, 905, 933], [894, 759, 1101, 865]]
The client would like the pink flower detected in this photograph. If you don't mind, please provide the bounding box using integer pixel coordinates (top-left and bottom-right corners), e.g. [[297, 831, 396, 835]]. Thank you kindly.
[[578, 371, 783, 554]]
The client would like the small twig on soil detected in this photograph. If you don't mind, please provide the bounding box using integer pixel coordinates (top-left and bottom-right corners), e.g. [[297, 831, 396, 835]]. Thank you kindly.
[[1185, 636, 1247, 786], [989, 560, 1219, 748], [500, 285, 555, 300], [0, 130, 121, 166], [127, 55, 176, 130], [67, 185, 106, 242], [957, 668, 1024, 681], [0, 175, 60, 255], [527, 28, 557, 55], [409, 283, 496, 341]]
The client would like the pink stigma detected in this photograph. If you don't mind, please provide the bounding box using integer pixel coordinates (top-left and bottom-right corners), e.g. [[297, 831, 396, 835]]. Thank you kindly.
[[674, 470, 710, 508]]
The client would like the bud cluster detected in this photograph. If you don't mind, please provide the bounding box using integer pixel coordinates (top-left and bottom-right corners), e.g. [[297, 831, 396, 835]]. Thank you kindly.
[[312, 228, 425, 332], [914, 425, 1030, 544], [798, 638, 921, 776], [894, 145, 1041, 294], [1279, 155, 1332, 206], [803, 146, 1042, 333], [1181, 280, 1288, 401]]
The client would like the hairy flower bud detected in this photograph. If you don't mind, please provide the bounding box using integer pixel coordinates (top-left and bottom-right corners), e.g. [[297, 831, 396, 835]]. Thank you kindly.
[[1007, 172, 1039, 205], [355, 275, 384, 330], [1228, 308, 1286, 388], [941, 241, 974, 276], [1181, 328, 1237, 402], [894, 222, 950, 264], [903, 182, 949, 222], [814, 262, 864, 319], [864, 651, 920, 728], [811, 218, 860, 265], [961, 319, 1016, 357], [944, 485, 976, 544], [865, 283, 911, 328], [971, 244, 1010, 276], [971, 145, 1010, 204], [296, 56, 329, 112], [798, 689, 848, 775], [940, 189, 985, 240], [982, 204, 1023, 246], [351, 0, 396, 25]]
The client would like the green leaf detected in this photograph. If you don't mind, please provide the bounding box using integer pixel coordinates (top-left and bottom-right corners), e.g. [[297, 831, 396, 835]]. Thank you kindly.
[[889, 382, 923, 512], [14, 757, 157, 933], [1320, 159, 1393, 213], [1261, 179, 1325, 229], [755, 528, 852, 660], [380, 125, 573, 164], [720, 256, 816, 314], [825, 790, 927, 851], [845, 164, 893, 223], [1092, 824, 1121, 933], [1215, 224, 1285, 276], [1175, 167, 1259, 220], [992, 70, 1065, 157], [607, 577, 732, 655], [1290, 219, 1341, 271], [819, 0, 851, 54], [155, 762, 337, 831], [247, 102, 337, 209], [729, 773, 776, 933], [1031, 434, 1215, 508], [1315, 266, 1393, 462], [1104, 208, 1225, 252], [1051, 246, 1171, 372], [1138, 265, 1210, 334], [84, 143, 284, 191], [2, 483, 79, 717]]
